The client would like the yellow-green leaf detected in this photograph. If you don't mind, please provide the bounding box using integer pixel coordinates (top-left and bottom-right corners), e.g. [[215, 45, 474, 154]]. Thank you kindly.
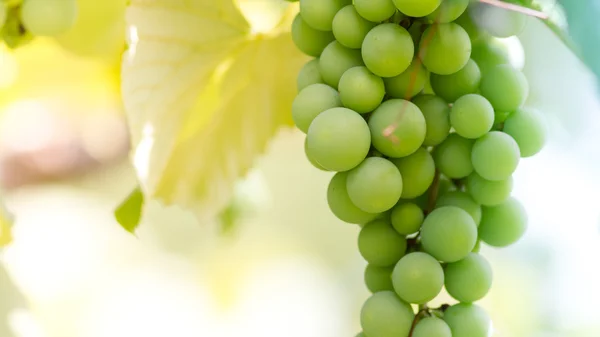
[[121, 0, 306, 219], [115, 186, 145, 233]]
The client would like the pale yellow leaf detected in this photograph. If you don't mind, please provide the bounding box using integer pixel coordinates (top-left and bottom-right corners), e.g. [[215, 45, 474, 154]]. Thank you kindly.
[[121, 0, 307, 220]]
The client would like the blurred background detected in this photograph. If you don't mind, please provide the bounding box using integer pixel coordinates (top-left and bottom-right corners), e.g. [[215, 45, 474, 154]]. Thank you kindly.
[[1, 0, 600, 337]]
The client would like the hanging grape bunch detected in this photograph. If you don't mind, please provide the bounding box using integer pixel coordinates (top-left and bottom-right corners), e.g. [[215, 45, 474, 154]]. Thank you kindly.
[[291, 0, 547, 336]]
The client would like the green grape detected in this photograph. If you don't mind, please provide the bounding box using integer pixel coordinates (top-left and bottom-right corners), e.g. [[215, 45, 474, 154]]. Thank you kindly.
[[354, 0, 397, 22], [328, 172, 379, 224], [355, 333, 365, 337], [304, 137, 328, 171], [365, 264, 394, 293], [422, 75, 435, 95], [292, 83, 342, 133], [432, 133, 474, 179], [444, 303, 492, 337], [390, 202, 423, 235], [393, 0, 442, 17], [412, 317, 452, 337], [347, 157, 403, 213], [455, 9, 487, 43], [383, 59, 429, 99], [412, 95, 451, 147], [470, 3, 527, 38], [21, 0, 78, 36], [466, 172, 513, 206], [362, 23, 414, 77], [297, 59, 324, 91], [319, 41, 364, 88], [391, 252, 444, 304], [332, 5, 375, 49], [339, 66, 386, 113], [494, 110, 511, 125], [408, 21, 426, 52], [472, 239, 481, 253], [479, 197, 527, 247], [445, 253, 493, 303], [430, 59, 481, 103], [480, 64, 529, 112], [472, 131, 520, 181], [299, 0, 351, 31], [436, 191, 482, 226], [450, 94, 495, 139], [358, 219, 407, 266], [307, 107, 371, 171], [503, 108, 547, 157], [427, 0, 469, 23], [292, 14, 335, 57], [361, 291, 415, 337], [369, 99, 426, 158], [471, 39, 511, 74], [391, 148, 435, 199], [419, 23, 471, 75], [421, 206, 477, 262]]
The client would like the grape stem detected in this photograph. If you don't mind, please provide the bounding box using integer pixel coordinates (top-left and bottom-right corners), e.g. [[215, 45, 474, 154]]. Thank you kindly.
[[478, 0, 549, 19], [407, 307, 430, 337]]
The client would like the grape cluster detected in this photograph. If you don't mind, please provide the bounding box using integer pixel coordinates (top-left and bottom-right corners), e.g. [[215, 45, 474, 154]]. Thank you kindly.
[[291, 0, 547, 336], [0, 0, 77, 48]]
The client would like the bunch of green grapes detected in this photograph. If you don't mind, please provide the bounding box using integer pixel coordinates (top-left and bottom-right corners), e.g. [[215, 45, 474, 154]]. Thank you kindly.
[[291, 0, 545, 336], [0, 0, 78, 48]]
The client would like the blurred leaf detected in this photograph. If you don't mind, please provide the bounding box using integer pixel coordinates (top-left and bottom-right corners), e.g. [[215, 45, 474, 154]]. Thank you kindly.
[[0, 201, 14, 247], [121, 0, 305, 220], [558, 0, 600, 86], [115, 187, 144, 233], [55, 0, 127, 64]]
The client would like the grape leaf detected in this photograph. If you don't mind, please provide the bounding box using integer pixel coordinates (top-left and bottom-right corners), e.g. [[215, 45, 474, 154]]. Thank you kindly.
[[121, 0, 306, 220], [557, 1, 600, 85], [114, 187, 144, 233]]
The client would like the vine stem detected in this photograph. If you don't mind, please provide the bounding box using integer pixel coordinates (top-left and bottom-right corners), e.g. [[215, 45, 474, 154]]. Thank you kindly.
[[478, 0, 549, 19]]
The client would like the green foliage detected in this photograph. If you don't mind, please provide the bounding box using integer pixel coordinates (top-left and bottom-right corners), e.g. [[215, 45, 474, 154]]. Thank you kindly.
[[114, 187, 144, 233], [559, 1, 600, 89]]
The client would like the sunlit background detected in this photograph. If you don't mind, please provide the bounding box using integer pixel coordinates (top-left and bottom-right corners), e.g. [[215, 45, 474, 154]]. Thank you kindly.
[[1, 1, 599, 337]]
